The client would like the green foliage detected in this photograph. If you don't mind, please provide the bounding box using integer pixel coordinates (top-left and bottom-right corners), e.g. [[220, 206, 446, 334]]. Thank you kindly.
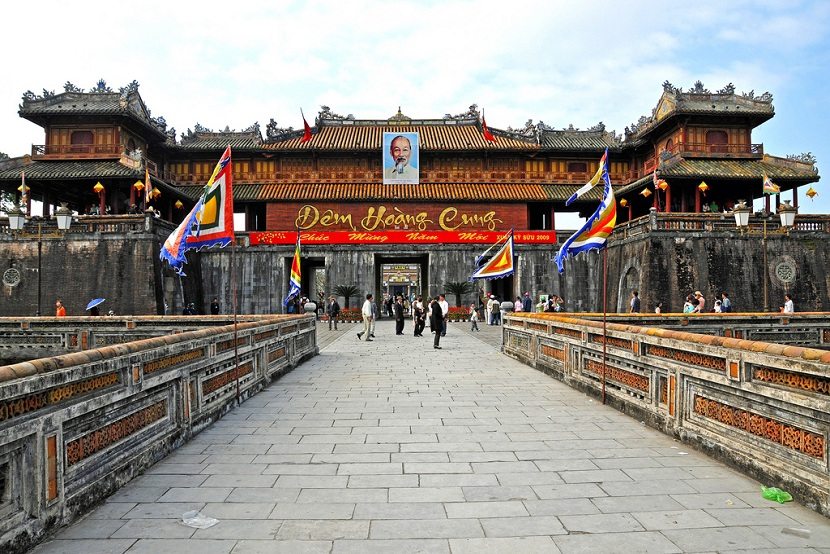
[[444, 281, 474, 307], [333, 284, 360, 309]]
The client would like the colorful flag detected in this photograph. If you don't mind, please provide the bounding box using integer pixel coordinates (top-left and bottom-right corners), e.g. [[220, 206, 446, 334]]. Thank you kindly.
[[762, 172, 780, 195], [144, 167, 152, 204], [482, 114, 496, 143], [160, 146, 234, 275], [300, 110, 312, 143], [555, 149, 617, 273], [470, 230, 514, 280], [283, 232, 302, 306], [565, 149, 608, 206]]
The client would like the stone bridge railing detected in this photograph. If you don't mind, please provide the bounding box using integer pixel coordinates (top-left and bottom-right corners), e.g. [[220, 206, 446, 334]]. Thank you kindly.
[[503, 312, 829, 516], [0, 315, 317, 553]]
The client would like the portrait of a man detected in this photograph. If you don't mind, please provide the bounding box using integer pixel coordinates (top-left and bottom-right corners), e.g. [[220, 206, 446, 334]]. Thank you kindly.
[[383, 132, 419, 184]]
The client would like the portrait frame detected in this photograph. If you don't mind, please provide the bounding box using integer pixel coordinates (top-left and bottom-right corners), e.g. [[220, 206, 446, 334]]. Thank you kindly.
[[382, 132, 419, 185]]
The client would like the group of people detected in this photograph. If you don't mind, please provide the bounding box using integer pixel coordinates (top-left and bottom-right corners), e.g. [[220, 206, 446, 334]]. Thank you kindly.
[[639, 290, 795, 313], [355, 293, 449, 349]]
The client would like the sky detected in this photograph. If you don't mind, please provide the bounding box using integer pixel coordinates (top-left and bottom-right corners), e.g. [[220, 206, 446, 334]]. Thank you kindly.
[[1, 0, 828, 220]]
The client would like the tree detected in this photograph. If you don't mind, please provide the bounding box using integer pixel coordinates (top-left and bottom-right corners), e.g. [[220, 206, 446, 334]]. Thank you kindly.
[[333, 284, 360, 309], [444, 281, 474, 307]]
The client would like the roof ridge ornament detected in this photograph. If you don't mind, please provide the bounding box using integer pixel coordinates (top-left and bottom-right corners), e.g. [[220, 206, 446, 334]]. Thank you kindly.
[[443, 104, 480, 121], [388, 106, 411, 122]]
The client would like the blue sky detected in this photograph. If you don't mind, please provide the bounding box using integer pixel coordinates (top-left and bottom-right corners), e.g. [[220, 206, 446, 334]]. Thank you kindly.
[[1, 0, 827, 217]]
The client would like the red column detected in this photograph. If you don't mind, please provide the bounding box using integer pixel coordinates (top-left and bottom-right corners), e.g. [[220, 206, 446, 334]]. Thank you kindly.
[[628, 204, 633, 221], [98, 191, 106, 215], [665, 186, 672, 213], [765, 195, 771, 214], [793, 187, 799, 209], [695, 188, 701, 213]]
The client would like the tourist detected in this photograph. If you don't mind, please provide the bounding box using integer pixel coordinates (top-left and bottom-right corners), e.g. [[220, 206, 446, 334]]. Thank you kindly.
[[692, 291, 705, 313], [683, 294, 695, 313], [394, 296, 405, 335], [55, 299, 66, 317], [413, 295, 425, 337], [438, 294, 449, 336], [522, 291, 533, 312], [514, 296, 523, 312], [429, 297, 443, 349], [490, 296, 501, 325], [713, 299, 722, 313], [781, 293, 795, 313], [356, 293, 374, 341], [721, 292, 732, 313], [210, 297, 220, 315], [326, 296, 341, 330], [630, 290, 641, 313], [655, 302, 663, 314], [469, 303, 480, 331], [183, 303, 197, 315]]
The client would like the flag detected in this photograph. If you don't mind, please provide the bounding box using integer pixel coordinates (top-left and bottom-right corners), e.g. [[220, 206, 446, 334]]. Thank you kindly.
[[160, 146, 234, 275], [555, 149, 617, 273], [762, 172, 780, 195], [470, 230, 514, 280], [144, 167, 152, 204], [565, 149, 608, 206], [283, 232, 302, 306], [482, 113, 496, 143], [300, 109, 312, 143]]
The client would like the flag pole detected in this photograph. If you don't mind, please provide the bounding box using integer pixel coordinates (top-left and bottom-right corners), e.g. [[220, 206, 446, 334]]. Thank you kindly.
[[601, 247, 608, 405]]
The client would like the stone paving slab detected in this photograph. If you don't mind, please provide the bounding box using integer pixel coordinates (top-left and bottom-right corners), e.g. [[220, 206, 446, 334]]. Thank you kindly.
[[33, 320, 830, 553]]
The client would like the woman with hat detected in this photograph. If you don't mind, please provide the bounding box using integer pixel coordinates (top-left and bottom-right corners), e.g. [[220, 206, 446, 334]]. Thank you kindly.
[[692, 291, 705, 313]]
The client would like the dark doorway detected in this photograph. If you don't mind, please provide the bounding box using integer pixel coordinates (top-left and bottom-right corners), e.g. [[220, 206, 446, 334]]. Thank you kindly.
[[374, 253, 429, 314]]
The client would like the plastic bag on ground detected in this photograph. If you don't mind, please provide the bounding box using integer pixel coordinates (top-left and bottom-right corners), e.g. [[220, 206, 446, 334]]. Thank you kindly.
[[761, 486, 793, 504], [181, 510, 219, 529]]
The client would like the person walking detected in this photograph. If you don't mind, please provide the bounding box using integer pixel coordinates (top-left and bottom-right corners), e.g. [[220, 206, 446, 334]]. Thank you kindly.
[[326, 296, 341, 330], [430, 297, 443, 349], [55, 299, 66, 317], [491, 297, 501, 326], [370, 296, 379, 338], [438, 294, 449, 337], [630, 290, 641, 313], [357, 294, 374, 341], [469, 303, 480, 331], [693, 291, 705, 313], [720, 292, 732, 313], [514, 296, 523, 312], [394, 296, 405, 335], [210, 298, 220, 315], [413, 295, 425, 337]]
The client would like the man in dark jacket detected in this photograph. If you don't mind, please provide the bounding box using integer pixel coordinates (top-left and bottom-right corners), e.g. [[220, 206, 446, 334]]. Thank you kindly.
[[326, 296, 341, 330], [394, 296, 405, 335], [522, 292, 532, 313], [429, 297, 443, 349]]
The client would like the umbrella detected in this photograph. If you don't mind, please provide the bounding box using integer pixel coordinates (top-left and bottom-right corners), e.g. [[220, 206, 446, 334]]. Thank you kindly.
[[86, 298, 106, 310]]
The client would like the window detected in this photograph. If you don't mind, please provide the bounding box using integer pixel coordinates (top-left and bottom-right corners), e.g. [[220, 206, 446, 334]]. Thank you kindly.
[[706, 130, 728, 153], [70, 130, 93, 145], [490, 158, 520, 171], [664, 138, 674, 152], [282, 157, 313, 170], [254, 160, 276, 178], [525, 160, 546, 173], [232, 161, 250, 180], [169, 162, 190, 180], [567, 162, 587, 173]]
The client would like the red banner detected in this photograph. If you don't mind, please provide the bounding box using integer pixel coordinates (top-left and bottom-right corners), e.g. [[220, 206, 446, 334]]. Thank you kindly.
[[249, 230, 556, 245]]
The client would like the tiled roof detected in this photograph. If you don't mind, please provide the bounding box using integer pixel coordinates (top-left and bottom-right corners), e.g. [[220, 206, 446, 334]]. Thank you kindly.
[[177, 182, 604, 203], [0, 160, 141, 180], [178, 131, 263, 150], [539, 130, 621, 151], [265, 121, 537, 152], [19, 90, 167, 139], [614, 156, 820, 197]]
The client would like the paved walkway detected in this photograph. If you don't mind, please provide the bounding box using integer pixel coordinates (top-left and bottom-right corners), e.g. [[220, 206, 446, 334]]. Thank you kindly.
[[35, 320, 830, 553]]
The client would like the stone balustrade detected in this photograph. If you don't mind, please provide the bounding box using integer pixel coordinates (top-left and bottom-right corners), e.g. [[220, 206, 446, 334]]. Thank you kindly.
[[0, 314, 317, 553], [503, 312, 830, 516]]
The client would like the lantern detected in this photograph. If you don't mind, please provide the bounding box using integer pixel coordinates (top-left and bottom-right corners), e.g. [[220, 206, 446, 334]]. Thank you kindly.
[[806, 187, 818, 200], [93, 182, 105, 194], [133, 180, 145, 192], [151, 188, 161, 199], [175, 200, 184, 209], [698, 181, 709, 194], [17, 182, 29, 195], [778, 200, 797, 229], [657, 179, 668, 191], [619, 198, 628, 207], [640, 188, 652, 198]]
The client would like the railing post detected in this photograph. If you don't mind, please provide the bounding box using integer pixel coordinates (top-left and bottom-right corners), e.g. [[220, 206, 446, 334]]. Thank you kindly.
[[649, 207, 658, 231]]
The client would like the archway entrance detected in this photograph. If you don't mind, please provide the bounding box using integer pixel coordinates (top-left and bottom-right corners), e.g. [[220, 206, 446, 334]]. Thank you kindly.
[[374, 254, 429, 317]]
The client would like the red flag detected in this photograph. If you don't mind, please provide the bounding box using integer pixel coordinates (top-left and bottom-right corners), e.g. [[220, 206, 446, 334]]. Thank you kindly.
[[482, 114, 496, 143], [300, 110, 312, 143]]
